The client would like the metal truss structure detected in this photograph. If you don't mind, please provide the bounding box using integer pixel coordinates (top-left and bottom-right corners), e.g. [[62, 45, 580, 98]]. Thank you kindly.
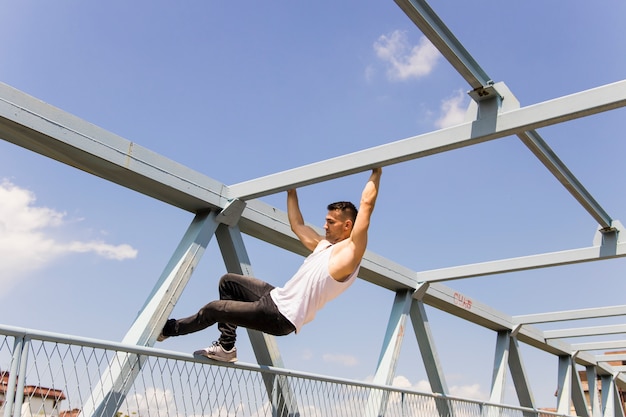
[[1, 1, 625, 416]]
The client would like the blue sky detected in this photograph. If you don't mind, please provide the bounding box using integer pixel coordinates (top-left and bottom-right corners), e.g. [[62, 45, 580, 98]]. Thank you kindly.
[[1, 0, 626, 409]]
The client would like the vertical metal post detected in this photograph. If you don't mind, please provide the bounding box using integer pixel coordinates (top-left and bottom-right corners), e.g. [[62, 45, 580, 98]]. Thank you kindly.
[[3, 336, 29, 417], [556, 355, 573, 414], [14, 337, 29, 417], [489, 331, 509, 404], [585, 366, 602, 417], [600, 374, 625, 417], [81, 211, 219, 417]]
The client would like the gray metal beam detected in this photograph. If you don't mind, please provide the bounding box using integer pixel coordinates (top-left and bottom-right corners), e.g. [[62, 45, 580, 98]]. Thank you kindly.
[[572, 340, 626, 351], [514, 305, 626, 324], [393, 0, 491, 89], [517, 130, 613, 229], [544, 324, 626, 340], [596, 354, 626, 362], [0, 83, 228, 213], [227, 79, 626, 200], [418, 238, 626, 283]]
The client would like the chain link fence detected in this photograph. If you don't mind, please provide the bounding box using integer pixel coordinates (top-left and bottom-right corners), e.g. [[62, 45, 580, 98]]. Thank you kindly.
[[0, 325, 572, 417]]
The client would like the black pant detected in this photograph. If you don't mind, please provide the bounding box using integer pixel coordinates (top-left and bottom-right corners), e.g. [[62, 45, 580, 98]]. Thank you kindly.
[[164, 273, 296, 348]]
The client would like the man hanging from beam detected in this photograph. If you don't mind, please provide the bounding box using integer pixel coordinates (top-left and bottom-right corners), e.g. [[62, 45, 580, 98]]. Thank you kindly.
[[157, 168, 382, 362]]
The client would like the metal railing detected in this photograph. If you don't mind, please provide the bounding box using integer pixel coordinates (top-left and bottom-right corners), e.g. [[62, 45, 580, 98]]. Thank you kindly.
[[0, 325, 573, 417]]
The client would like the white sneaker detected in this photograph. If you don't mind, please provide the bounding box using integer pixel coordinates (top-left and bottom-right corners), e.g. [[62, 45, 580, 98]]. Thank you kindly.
[[194, 341, 237, 363]]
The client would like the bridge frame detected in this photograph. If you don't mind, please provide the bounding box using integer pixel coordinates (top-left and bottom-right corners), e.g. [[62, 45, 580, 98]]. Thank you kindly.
[[1, 1, 625, 416]]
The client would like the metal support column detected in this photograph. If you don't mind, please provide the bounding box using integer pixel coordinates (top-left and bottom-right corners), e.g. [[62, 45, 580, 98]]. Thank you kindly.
[[585, 366, 602, 417], [600, 374, 625, 417], [556, 355, 573, 415], [365, 290, 413, 417], [489, 330, 536, 414], [490, 331, 509, 404], [82, 211, 219, 417], [3, 336, 29, 417]]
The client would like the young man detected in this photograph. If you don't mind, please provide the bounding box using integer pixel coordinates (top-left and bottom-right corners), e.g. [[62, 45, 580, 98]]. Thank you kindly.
[[158, 168, 382, 362]]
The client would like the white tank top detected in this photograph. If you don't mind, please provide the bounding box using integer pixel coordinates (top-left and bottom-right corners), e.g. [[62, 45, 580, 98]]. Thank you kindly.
[[270, 244, 359, 333]]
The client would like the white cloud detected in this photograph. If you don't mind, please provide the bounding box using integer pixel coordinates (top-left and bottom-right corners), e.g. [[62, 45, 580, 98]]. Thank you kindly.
[[449, 382, 487, 400], [435, 89, 469, 128], [391, 375, 431, 392], [0, 179, 138, 296], [369, 374, 488, 401], [322, 352, 359, 367], [374, 31, 440, 81]]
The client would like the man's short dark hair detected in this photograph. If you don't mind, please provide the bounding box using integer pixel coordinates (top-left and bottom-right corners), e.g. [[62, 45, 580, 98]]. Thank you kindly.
[[327, 201, 358, 223]]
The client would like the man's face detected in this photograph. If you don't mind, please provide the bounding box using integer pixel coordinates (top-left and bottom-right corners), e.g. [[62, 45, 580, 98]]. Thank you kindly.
[[324, 210, 351, 244]]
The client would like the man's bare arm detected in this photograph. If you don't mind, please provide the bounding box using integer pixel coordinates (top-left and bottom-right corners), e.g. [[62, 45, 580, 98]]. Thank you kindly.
[[327, 168, 382, 281], [348, 168, 382, 261], [287, 189, 323, 251]]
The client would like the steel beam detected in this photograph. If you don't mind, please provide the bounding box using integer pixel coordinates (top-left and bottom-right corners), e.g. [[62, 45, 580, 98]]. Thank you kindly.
[[393, 0, 491, 89], [418, 239, 626, 283], [514, 305, 626, 324], [596, 354, 626, 362], [517, 130, 613, 229], [0, 83, 229, 213], [544, 324, 626, 340], [227, 79, 626, 200], [572, 340, 626, 351]]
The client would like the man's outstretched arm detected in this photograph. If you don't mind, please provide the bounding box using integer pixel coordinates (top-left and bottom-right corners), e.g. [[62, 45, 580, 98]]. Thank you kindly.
[[287, 189, 323, 251], [327, 168, 382, 281], [349, 168, 382, 260]]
